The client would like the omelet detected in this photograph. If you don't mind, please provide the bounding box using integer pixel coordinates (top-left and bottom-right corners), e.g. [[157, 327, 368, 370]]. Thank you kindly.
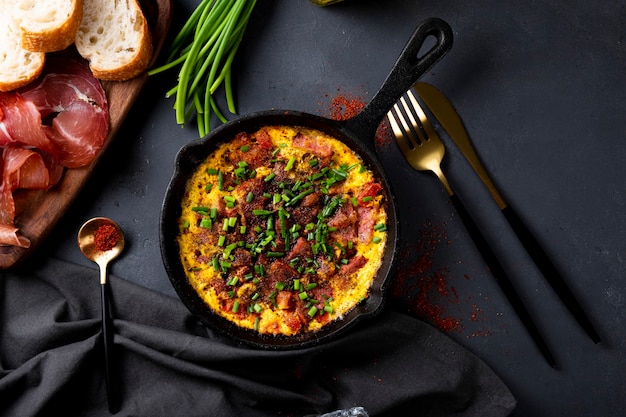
[[177, 125, 387, 336]]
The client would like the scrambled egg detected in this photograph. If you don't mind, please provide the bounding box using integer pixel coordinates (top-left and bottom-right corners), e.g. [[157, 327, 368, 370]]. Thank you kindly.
[[177, 125, 387, 336]]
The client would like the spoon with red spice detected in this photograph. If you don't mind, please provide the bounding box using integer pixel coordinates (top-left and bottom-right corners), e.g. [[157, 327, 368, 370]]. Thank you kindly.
[[77, 217, 124, 413]]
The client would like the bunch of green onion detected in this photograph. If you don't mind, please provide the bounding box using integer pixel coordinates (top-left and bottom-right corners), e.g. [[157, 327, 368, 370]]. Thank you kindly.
[[149, 0, 257, 137]]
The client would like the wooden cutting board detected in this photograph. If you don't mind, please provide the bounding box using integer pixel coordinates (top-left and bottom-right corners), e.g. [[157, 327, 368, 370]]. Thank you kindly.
[[0, 0, 173, 269]]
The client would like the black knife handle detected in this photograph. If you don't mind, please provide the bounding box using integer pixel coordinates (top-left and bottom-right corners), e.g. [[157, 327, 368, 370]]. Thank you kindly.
[[449, 193, 557, 368], [501, 205, 601, 343]]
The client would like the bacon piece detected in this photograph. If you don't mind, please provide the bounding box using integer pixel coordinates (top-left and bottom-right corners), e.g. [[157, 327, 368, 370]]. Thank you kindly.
[[357, 205, 377, 244], [252, 128, 273, 149], [284, 312, 304, 333], [19, 57, 109, 168], [293, 132, 333, 158], [227, 131, 273, 169], [340, 255, 367, 277], [286, 237, 312, 261], [357, 182, 383, 205], [263, 260, 298, 296], [275, 291, 294, 310], [328, 203, 357, 244]]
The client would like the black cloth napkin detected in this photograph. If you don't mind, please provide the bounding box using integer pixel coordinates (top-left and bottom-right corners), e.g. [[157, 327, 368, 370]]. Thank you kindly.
[[0, 258, 516, 417]]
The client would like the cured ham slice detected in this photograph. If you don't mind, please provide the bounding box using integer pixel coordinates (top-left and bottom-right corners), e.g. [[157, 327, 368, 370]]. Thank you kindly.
[[4, 146, 62, 191], [0, 92, 59, 158], [19, 57, 109, 168], [0, 225, 30, 249], [0, 56, 109, 248], [0, 146, 63, 248]]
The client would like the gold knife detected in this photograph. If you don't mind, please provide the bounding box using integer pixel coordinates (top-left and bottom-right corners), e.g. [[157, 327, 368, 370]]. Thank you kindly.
[[415, 81, 601, 344]]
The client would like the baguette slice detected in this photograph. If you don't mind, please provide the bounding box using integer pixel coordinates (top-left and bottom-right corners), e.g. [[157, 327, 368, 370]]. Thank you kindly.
[[7, 0, 83, 52], [75, 0, 153, 81], [0, 4, 45, 92]]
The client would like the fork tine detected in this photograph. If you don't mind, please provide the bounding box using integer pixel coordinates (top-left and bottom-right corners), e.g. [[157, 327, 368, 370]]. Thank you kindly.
[[407, 88, 438, 139], [398, 95, 428, 144], [388, 104, 418, 152], [395, 102, 421, 148]]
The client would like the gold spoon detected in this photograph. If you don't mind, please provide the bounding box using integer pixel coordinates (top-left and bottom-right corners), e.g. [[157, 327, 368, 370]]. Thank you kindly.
[[78, 217, 124, 413]]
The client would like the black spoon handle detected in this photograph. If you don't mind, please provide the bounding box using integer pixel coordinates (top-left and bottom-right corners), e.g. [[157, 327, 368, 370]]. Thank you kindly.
[[449, 193, 557, 368], [101, 283, 118, 413]]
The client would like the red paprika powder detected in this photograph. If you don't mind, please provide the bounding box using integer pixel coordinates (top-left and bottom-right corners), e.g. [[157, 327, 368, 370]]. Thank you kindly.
[[322, 87, 392, 148], [94, 224, 120, 252]]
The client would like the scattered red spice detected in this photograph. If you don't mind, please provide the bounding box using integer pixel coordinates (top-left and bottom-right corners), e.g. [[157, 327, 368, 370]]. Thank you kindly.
[[390, 220, 498, 337], [391, 221, 464, 333], [321, 87, 393, 148], [94, 224, 120, 252]]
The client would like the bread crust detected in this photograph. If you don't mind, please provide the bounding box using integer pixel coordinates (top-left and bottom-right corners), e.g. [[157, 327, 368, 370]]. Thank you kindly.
[[75, 0, 153, 81], [0, 0, 46, 92], [21, 0, 84, 53], [0, 58, 44, 92], [88, 21, 153, 81], [1, 0, 152, 91]]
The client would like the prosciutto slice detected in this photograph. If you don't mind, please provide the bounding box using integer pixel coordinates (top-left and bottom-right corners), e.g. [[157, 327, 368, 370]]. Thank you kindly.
[[0, 93, 59, 158], [19, 57, 109, 168], [0, 57, 109, 248]]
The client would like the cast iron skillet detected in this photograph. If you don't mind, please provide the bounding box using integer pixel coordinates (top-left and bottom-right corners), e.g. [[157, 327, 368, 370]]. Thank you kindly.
[[161, 18, 453, 349]]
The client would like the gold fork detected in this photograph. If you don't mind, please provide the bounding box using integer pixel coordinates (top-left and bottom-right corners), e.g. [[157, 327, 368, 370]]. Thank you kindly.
[[387, 88, 558, 368]]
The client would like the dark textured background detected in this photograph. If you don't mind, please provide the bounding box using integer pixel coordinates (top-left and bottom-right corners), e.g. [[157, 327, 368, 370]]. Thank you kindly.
[[31, 1, 625, 416]]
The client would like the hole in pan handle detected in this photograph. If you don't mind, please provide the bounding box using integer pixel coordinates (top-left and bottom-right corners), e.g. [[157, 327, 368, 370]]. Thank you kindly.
[[344, 17, 453, 147]]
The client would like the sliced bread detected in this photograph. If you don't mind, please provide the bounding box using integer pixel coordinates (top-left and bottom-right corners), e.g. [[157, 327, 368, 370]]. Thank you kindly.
[[75, 0, 153, 81], [0, 5, 45, 92], [8, 0, 83, 52]]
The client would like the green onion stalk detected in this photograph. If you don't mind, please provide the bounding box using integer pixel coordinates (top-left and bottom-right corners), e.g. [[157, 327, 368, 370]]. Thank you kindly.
[[149, 0, 257, 137]]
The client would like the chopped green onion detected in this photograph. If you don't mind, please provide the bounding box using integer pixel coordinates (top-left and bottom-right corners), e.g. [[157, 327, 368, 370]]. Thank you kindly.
[[285, 157, 296, 171]]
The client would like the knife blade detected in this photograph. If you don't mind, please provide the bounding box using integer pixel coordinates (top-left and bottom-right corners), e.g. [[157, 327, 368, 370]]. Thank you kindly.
[[415, 81, 601, 344]]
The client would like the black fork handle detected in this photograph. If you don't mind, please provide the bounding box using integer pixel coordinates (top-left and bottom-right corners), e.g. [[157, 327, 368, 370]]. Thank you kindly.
[[449, 192, 558, 368]]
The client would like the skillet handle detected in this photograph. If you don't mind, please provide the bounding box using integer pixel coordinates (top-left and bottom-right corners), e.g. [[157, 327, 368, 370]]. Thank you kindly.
[[344, 17, 453, 146]]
